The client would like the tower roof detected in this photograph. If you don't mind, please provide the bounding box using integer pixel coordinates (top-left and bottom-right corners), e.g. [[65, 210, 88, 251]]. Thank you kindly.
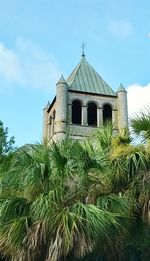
[[56, 74, 66, 85], [43, 101, 50, 110], [117, 83, 127, 93], [66, 56, 116, 96]]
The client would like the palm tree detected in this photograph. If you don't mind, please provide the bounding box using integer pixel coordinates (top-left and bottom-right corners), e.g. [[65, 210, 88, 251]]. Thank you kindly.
[[116, 110, 150, 260], [92, 124, 150, 260], [130, 109, 150, 141], [0, 137, 132, 261], [130, 110, 150, 222]]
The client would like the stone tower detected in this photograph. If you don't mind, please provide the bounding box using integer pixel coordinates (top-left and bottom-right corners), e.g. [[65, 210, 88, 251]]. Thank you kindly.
[[43, 54, 128, 142]]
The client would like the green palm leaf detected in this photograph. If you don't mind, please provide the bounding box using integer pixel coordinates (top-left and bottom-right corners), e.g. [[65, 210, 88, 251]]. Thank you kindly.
[[130, 109, 150, 141]]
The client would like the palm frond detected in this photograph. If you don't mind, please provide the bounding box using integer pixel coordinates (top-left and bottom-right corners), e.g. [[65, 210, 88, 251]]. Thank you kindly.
[[130, 171, 150, 222], [96, 195, 133, 216], [94, 123, 113, 151], [130, 109, 150, 140], [0, 217, 29, 259], [0, 197, 30, 224]]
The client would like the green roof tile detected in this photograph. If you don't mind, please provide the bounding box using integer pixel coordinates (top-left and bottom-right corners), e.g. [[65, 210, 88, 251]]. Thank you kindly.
[[67, 56, 116, 96]]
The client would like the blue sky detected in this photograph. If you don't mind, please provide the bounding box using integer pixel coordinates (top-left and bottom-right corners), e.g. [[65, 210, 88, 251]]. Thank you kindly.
[[0, 0, 150, 146]]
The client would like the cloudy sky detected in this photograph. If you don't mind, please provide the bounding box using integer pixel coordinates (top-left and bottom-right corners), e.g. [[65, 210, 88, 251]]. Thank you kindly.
[[0, 0, 150, 146]]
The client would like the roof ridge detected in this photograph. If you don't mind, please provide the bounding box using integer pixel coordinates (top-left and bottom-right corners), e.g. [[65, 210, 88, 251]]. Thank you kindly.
[[66, 59, 82, 87]]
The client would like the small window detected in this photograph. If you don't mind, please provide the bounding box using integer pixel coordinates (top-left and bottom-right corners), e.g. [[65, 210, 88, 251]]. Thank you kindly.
[[87, 102, 97, 126], [103, 104, 112, 123], [72, 100, 82, 124]]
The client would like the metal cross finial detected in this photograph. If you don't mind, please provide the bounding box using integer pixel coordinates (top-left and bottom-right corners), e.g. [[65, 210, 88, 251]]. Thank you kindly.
[[81, 41, 86, 57]]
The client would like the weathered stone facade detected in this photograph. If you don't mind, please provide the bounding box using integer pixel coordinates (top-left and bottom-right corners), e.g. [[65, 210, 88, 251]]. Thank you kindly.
[[43, 55, 128, 142]]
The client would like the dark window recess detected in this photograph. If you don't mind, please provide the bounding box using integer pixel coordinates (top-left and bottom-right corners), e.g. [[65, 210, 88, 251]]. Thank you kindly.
[[103, 104, 112, 123], [53, 110, 56, 119], [72, 100, 82, 124], [88, 102, 97, 126]]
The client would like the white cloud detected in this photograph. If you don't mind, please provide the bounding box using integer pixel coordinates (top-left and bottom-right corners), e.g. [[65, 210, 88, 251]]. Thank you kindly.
[[0, 39, 61, 91], [127, 83, 150, 118], [108, 20, 133, 39], [0, 43, 22, 81]]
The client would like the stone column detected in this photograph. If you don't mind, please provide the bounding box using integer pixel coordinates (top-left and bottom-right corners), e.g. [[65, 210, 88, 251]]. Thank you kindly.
[[42, 102, 50, 142], [55, 75, 68, 140], [52, 117, 54, 135], [97, 107, 103, 127], [68, 104, 72, 124], [48, 116, 52, 139], [82, 105, 87, 125], [112, 109, 118, 128], [52, 111, 56, 134], [117, 84, 128, 133]]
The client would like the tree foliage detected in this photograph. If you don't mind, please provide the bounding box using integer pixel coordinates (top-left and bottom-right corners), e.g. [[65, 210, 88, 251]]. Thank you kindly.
[[130, 109, 150, 141], [0, 123, 149, 260], [0, 121, 15, 157], [0, 138, 133, 261], [0, 120, 15, 173]]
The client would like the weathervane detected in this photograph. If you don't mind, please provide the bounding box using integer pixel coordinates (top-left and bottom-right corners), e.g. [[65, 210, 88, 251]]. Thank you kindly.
[[81, 41, 86, 57]]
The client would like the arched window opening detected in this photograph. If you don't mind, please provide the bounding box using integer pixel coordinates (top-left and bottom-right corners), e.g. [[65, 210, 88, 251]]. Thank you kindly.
[[87, 102, 97, 126], [49, 115, 53, 138], [53, 110, 56, 119], [72, 100, 82, 124], [53, 110, 56, 131], [103, 104, 112, 123], [49, 115, 52, 124]]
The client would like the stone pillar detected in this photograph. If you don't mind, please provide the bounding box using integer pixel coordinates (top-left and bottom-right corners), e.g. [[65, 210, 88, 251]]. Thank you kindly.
[[117, 84, 128, 133], [55, 75, 68, 140], [68, 104, 72, 124], [42, 102, 50, 142], [97, 108, 103, 127], [52, 117, 54, 136], [82, 105, 87, 125], [112, 109, 118, 128], [97, 107, 103, 127], [46, 115, 52, 140], [52, 111, 56, 134]]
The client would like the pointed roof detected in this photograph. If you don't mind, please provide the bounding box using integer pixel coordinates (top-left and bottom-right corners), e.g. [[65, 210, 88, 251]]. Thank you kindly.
[[117, 83, 127, 93], [43, 101, 50, 110], [66, 56, 116, 96], [56, 74, 66, 85]]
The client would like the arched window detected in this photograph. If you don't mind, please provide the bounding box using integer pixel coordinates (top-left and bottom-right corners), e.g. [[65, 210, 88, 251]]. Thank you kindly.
[[87, 102, 97, 126], [72, 100, 82, 124], [53, 110, 56, 119], [49, 115, 53, 137], [49, 115, 52, 125], [103, 104, 112, 123], [53, 110, 56, 131]]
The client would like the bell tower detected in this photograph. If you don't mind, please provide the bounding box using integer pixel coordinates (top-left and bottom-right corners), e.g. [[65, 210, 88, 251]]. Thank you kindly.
[[43, 55, 128, 142]]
